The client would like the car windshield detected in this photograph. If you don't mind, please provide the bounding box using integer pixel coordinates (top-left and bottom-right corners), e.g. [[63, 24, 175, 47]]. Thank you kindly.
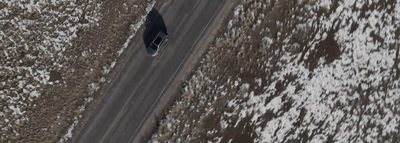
[[151, 43, 158, 50], [154, 36, 163, 45]]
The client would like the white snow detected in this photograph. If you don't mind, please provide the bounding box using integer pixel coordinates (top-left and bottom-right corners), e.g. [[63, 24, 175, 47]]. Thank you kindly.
[[58, 117, 79, 143], [0, 0, 103, 140], [151, 0, 400, 142], [318, 0, 331, 10], [239, 83, 249, 92], [259, 36, 274, 50], [233, 5, 243, 17], [231, 0, 400, 142], [9, 105, 24, 116], [117, 0, 156, 57]]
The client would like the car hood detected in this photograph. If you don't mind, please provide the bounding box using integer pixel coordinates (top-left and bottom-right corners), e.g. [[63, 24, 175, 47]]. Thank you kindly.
[[147, 47, 157, 56]]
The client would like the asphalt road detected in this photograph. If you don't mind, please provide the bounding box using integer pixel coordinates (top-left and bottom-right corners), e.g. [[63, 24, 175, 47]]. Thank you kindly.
[[72, 0, 228, 142]]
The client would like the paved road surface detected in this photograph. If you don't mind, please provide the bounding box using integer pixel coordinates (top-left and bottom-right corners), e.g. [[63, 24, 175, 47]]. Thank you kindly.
[[72, 0, 228, 142]]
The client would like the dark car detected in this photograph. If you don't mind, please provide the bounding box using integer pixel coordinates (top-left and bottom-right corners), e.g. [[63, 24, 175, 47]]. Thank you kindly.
[[147, 31, 168, 56]]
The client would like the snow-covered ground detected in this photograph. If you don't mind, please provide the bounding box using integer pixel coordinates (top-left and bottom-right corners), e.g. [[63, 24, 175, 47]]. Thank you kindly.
[[0, 0, 152, 142], [151, 0, 400, 142], [0, 1, 102, 142]]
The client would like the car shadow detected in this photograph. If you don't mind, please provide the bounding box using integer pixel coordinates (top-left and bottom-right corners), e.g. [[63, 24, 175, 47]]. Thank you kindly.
[[143, 8, 168, 49]]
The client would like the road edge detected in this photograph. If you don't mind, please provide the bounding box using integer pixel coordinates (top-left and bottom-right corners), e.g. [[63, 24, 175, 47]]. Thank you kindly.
[[132, 0, 239, 142], [69, 1, 167, 142]]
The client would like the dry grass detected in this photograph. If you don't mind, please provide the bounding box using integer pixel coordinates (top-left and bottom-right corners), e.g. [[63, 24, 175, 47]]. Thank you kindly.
[[0, 0, 151, 142], [151, 0, 400, 142]]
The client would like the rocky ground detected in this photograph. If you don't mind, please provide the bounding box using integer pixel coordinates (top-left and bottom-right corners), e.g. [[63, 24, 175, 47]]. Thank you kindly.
[[0, 0, 151, 142], [151, 0, 400, 142]]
